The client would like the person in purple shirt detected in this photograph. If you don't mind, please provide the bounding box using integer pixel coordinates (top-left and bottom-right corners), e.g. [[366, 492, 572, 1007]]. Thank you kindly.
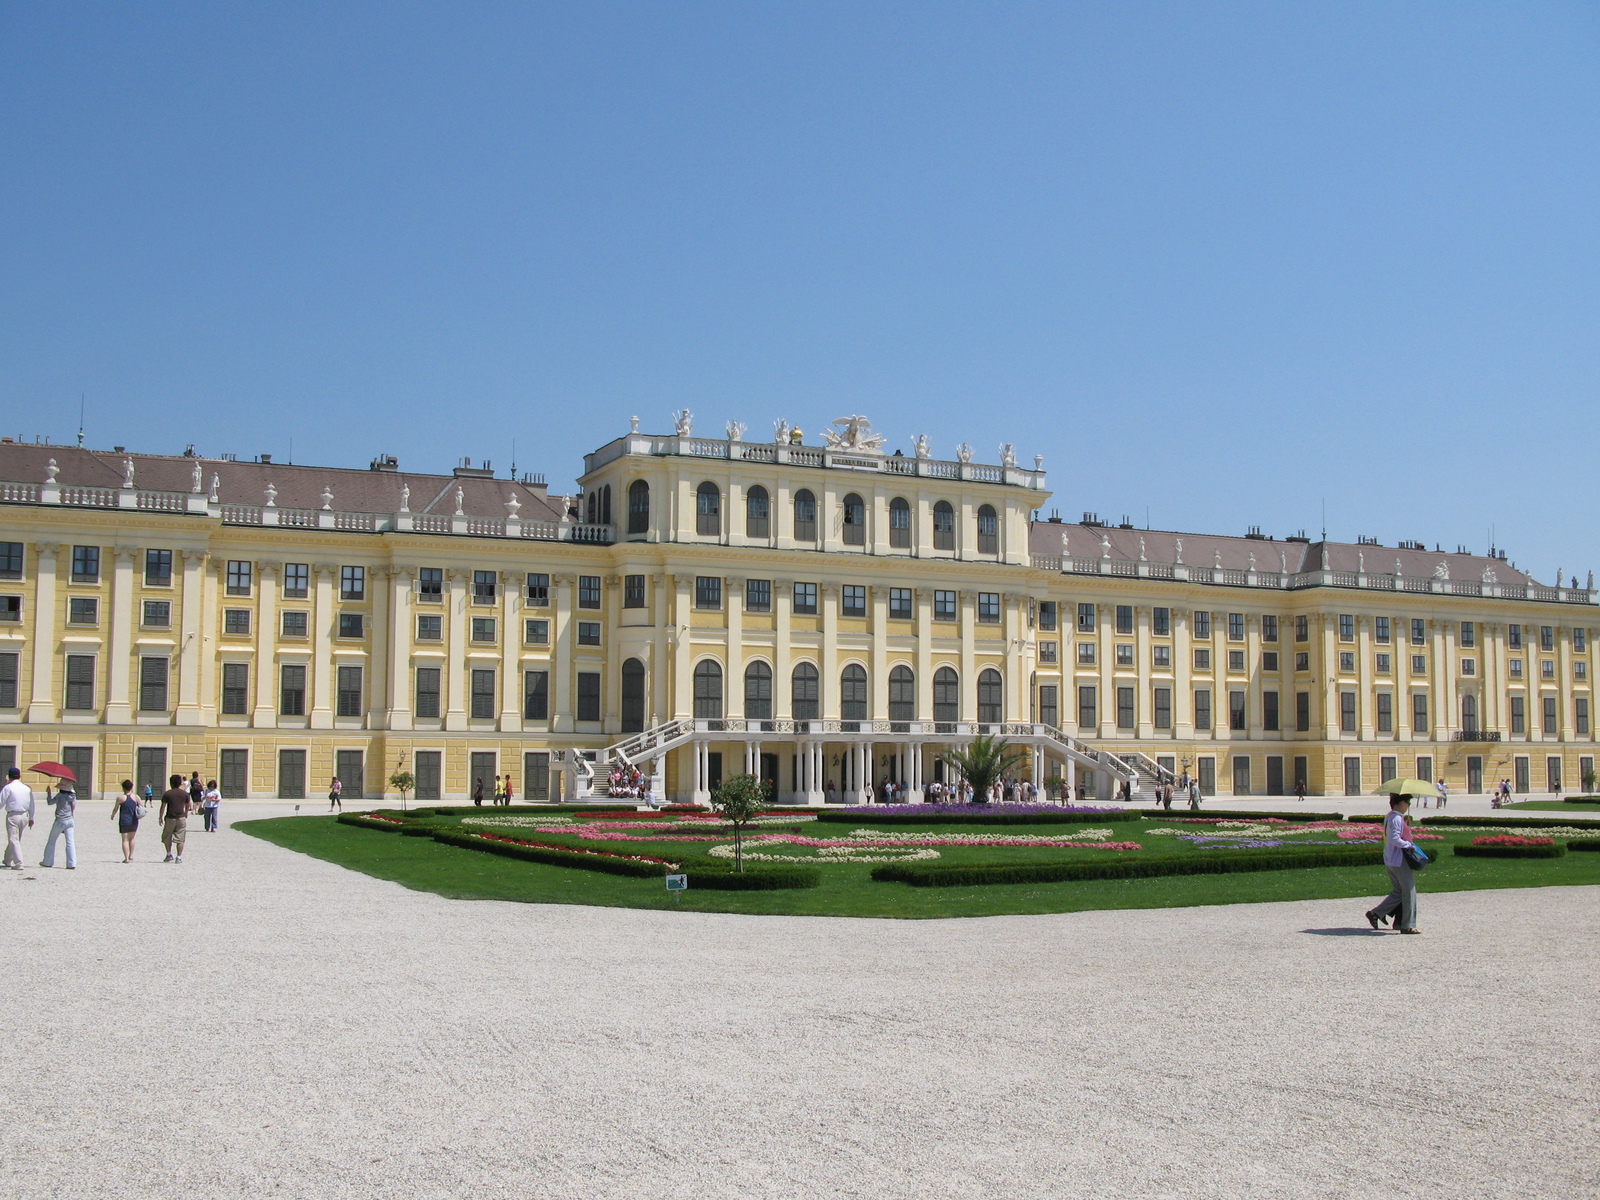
[[1366, 794, 1420, 934]]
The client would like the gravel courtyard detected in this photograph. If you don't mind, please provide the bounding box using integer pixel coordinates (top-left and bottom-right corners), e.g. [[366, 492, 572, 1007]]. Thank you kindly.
[[2, 803, 1594, 1200]]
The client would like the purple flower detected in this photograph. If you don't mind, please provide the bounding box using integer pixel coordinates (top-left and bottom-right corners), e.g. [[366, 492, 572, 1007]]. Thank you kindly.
[[864, 802, 1125, 816]]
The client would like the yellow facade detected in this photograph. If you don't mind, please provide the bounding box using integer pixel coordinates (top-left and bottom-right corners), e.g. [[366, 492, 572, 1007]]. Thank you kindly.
[[0, 419, 1594, 802]]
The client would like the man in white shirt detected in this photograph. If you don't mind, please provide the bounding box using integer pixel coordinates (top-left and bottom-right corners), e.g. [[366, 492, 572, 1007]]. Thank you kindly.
[[1366, 794, 1420, 933], [2, 766, 36, 870]]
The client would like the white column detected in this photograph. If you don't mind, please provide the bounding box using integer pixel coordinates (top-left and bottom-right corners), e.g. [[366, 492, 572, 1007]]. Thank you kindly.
[[310, 564, 336, 728], [551, 574, 574, 733], [26, 544, 59, 721], [387, 568, 411, 730], [499, 571, 521, 732], [175, 549, 208, 725], [253, 562, 279, 727], [104, 546, 136, 724]]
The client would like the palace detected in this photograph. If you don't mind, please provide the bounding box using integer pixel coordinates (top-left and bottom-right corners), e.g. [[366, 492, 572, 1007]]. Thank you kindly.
[[0, 415, 1594, 803]]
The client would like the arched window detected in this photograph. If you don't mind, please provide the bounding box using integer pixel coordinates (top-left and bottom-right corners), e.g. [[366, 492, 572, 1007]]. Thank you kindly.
[[791, 662, 820, 720], [977, 504, 999, 555], [585, 491, 598, 525], [600, 484, 612, 527], [793, 489, 817, 542], [1461, 693, 1478, 734], [842, 493, 866, 546], [696, 482, 721, 537], [744, 661, 773, 720], [621, 658, 647, 733], [746, 485, 770, 539], [693, 659, 723, 719], [840, 664, 868, 722], [889, 665, 915, 721], [889, 497, 911, 548], [933, 500, 956, 550], [626, 480, 650, 535], [933, 666, 960, 722], [977, 668, 1003, 724]]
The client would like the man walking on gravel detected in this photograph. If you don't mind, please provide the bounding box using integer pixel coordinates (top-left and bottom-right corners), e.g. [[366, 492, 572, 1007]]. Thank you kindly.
[[1366, 794, 1420, 934], [2, 765, 35, 870], [160, 775, 192, 864]]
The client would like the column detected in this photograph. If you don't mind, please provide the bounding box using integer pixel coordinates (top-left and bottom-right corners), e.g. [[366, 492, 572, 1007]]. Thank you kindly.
[[871, 586, 888, 719], [820, 582, 839, 718], [727, 574, 744, 723], [1136, 604, 1153, 738], [960, 591, 977, 722], [26, 544, 60, 722], [387, 568, 412, 730], [672, 575, 692, 719], [1006, 593, 1027, 729], [443, 569, 468, 731], [1357, 615, 1374, 739], [651, 573, 671, 728], [310, 564, 336, 728], [1173, 608, 1193, 737], [252, 563, 279, 727], [368, 565, 391, 731], [104, 546, 136, 724], [550, 574, 574, 733], [499, 571, 521, 731], [175, 549, 208, 725], [774, 580, 792, 718]]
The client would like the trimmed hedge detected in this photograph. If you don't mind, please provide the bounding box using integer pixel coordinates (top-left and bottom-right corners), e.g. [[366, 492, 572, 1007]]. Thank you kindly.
[[1142, 810, 1346, 823], [424, 804, 636, 817], [430, 829, 667, 877], [1349, 814, 1600, 831], [1452, 843, 1567, 859], [681, 865, 821, 890], [814, 810, 1128, 827], [1569, 839, 1600, 852], [872, 846, 1386, 888], [337, 813, 409, 833], [1563, 796, 1600, 803]]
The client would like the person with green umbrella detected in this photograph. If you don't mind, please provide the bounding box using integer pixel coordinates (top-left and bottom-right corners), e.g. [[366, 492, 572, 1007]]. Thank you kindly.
[[1366, 779, 1429, 933]]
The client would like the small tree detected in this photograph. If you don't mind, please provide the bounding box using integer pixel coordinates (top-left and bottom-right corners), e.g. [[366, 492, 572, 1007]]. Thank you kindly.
[[941, 733, 1027, 804], [1585, 767, 1597, 795], [388, 770, 415, 811], [1043, 773, 1065, 802], [711, 772, 767, 872]]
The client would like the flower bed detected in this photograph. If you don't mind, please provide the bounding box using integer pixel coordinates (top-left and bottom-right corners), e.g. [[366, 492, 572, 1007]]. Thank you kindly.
[[1452, 841, 1567, 859], [872, 845, 1387, 887], [815, 809, 1126, 827], [337, 813, 409, 832], [1470, 835, 1554, 847], [1139, 809, 1348, 823], [431, 829, 674, 876]]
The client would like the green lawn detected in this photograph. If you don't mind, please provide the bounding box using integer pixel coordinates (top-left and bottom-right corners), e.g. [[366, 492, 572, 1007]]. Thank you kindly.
[[1505, 799, 1600, 811], [237, 813, 1600, 919]]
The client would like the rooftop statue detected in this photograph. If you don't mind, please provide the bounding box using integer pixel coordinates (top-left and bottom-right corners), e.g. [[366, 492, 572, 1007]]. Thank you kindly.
[[673, 409, 693, 437], [773, 419, 789, 445], [823, 415, 886, 454], [999, 443, 1016, 468], [913, 433, 930, 459], [726, 419, 746, 442]]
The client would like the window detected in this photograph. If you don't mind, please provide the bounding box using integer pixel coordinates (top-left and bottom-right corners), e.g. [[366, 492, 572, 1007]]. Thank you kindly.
[[888, 588, 913, 620], [1510, 658, 1523, 678], [1229, 690, 1246, 730], [889, 497, 911, 548], [140, 657, 168, 712], [282, 562, 309, 598], [746, 486, 770, 539], [470, 669, 495, 719], [1117, 686, 1135, 730], [1296, 691, 1310, 732], [1294, 615, 1308, 643], [1110, 643, 1131, 666], [1461, 694, 1479, 733], [1078, 603, 1097, 633], [794, 582, 818, 615], [1577, 662, 1589, 681], [1229, 650, 1246, 672], [414, 668, 441, 719], [523, 670, 549, 721], [792, 663, 820, 720], [1261, 615, 1278, 642], [1039, 641, 1058, 663], [279, 665, 306, 716], [976, 669, 1004, 723], [223, 608, 250, 635], [746, 579, 771, 613], [622, 659, 647, 732], [793, 490, 817, 541], [977, 593, 1000, 624], [577, 672, 601, 722], [841, 664, 869, 721], [932, 500, 955, 550], [1295, 652, 1309, 671], [1376, 653, 1391, 673], [1578, 697, 1590, 735], [1152, 645, 1170, 668], [71, 545, 100, 583], [1412, 693, 1428, 733], [1262, 651, 1279, 672], [1078, 685, 1098, 728], [340, 566, 365, 600], [1543, 695, 1558, 735], [2, 594, 26, 622], [1411, 655, 1428, 675], [1078, 642, 1096, 665], [934, 667, 960, 722], [842, 585, 867, 617], [1411, 618, 1426, 645], [338, 613, 364, 639], [744, 661, 773, 720], [577, 621, 601, 646], [1229, 613, 1245, 641], [1459, 621, 1475, 648], [842, 494, 866, 546], [693, 660, 723, 719], [1038, 601, 1058, 632], [525, 573, 550, 606], [0, 652, 17, 707], [65, 654, 96, 710], [336, 666, 362, 717], [281, 611, 308, 638], [225, 560, 252, 595], [1511, 695, 1525, 734], [696, 482, 721, 536], [1377, 693, 1393, 733], [1415, 755, 1433, 782], [472, 571, 497, 603], [1039, 683, 1058, 728], [1508, 623, 1522, 649], [1541, 626, 1555, 652], [1338, 614, 1354, 641], [577, 576, 601, 609], [1339, 692, 1356, 732], [695, 577, 723, 610], [524, 618, 548, 645], [68, 597, 98, 625], [471, 617, 495, 643], [623, 575, 646, 609], [1461, 658, 1476, 676], [0, 542, 22, 579], [627, 480, 650, 535], [1338, 651, 1355, 672], [976, 505, 998, 555], [1576, 629, 1588, 653], [1374, 616, 1390, 644], [222, 663, 249, 715], [1116, 606, 1134, 635], [415, 567, 443, 601], [585, 484, 612, 526], [144, 549, 172, 586], [1194, 648, 1211, 670], [1542, 660, 1556, 680], [933, 590, 956, 622], [1154, 687, 1172, 729]]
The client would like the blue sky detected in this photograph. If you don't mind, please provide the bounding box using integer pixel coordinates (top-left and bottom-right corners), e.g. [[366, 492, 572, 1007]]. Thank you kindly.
[[3, 3, 1598, 581]]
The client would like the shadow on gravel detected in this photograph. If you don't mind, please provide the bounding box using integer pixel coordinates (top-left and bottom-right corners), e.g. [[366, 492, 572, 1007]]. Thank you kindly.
[[1300, 927, 1387, 936]]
